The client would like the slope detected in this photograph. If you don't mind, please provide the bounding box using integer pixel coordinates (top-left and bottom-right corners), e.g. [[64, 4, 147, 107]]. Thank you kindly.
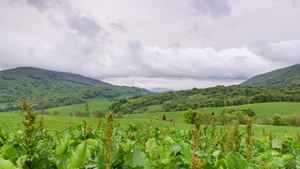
[[0, 67, 151, 110], [240, 64, 300, 86]]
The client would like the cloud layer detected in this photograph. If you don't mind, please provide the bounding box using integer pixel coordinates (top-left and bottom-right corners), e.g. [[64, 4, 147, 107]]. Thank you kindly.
[[1, 0, 300, 89]]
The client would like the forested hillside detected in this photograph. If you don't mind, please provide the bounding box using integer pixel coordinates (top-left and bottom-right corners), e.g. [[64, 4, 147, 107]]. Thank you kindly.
[[110, 84, 300, 115], [0, 67, 151, 111], [240, 64, 300, 86]]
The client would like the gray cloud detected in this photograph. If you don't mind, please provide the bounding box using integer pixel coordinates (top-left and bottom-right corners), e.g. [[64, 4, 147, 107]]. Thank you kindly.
[[109, 21, 125, 31], [191, 0, 231, 18], [66, 12, 104, 39], [9, 0, 105, 40], [247, 39, 300, 64]]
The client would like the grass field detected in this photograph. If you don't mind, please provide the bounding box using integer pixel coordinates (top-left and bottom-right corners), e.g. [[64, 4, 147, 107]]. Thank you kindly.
[[2, 101, 298, 139], [45, 100, 300, 119], [46, 101, 113, 116], [1, 111, 299, 139]]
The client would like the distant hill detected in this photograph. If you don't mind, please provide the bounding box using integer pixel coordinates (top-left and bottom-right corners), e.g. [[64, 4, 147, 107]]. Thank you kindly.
[[0, 67, 151, 110], [240, 64, 300, 86], [149, 88, 174, 93]]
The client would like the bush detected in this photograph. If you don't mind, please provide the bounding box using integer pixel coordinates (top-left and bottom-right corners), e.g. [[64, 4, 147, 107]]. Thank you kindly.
[[117, 111, 124, 118], [162, 115, 166, 121], [262, 117, 272, 125], [201, 112, 211, 125], [52, 110, 59, 115], [241, 108, 256, 117], [284, 114, 300, 126], [165, 107, 171, 112], [183, 108, 195, 124], [74, 110, 84, 117], [93, 109, 106, 118], [271, 114, 289, 126]]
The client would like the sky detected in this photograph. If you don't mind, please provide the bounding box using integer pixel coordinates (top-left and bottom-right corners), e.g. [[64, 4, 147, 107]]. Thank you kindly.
[[1, 0, 300, 90]]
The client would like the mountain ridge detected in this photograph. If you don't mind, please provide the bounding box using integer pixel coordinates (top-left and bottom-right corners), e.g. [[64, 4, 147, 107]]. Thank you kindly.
[[0, 67, 151, 111], [240, 64, 300, 86]]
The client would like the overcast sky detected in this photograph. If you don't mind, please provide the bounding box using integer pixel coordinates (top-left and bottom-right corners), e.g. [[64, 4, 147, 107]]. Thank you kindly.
[[1, 0, 300, 90]]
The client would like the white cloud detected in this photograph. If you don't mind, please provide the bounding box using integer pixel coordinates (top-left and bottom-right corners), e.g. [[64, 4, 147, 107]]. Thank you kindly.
[[0, 0, 300, 90]]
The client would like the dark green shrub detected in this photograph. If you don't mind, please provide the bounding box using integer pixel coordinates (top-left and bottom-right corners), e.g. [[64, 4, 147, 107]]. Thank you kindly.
[[94, 109, 106, 118], [262, 117, 272, 125], [117, 111, 124, 118], [74, 110, 84, 117], [162, 115, 166, 121], [52, 110, 59, 115], [183, 108, 195, 124], [271, 114, 289, 126]]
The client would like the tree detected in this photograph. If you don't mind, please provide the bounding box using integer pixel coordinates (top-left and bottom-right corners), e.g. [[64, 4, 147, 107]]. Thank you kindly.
[[52, 110, 59, 115], [183, 108, 196, 124], [74, 110, 84, 117], [93, 109, 106, 118], [271, 114, 288, 126], [117, 111, 124, 118], [162, 115, 166, 121], [85, 103, 90, 117]]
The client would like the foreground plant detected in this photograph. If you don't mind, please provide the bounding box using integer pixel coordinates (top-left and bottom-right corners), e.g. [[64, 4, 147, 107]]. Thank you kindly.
[[21, 101, 38, 169], [103, 112, 114, 169], [245, 118, 253, 162]]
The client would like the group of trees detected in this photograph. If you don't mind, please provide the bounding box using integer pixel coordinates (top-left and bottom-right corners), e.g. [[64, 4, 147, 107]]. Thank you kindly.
[[262, 113, 300, 127], [183, 107, 257, 125], [109, 84, 300, 115]]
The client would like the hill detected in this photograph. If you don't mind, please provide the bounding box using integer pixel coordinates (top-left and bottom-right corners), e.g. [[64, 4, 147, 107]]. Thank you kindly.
[[240, 64, 300, 86], [149, 88, 174, 93], [0, 67, 151, 110]]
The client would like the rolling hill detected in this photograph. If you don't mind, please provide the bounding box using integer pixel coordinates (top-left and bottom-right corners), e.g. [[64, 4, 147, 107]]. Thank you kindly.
[[240, 64, 300, 86], [0, 67, 151, 110]]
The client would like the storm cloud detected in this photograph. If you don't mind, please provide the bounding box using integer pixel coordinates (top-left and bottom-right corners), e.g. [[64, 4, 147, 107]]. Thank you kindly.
[[0, 0, 300, 90]]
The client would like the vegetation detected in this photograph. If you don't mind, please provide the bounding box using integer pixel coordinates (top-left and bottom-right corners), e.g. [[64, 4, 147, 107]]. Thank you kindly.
[[0, 67, 151, 111], [107, 84, 300, 118], [241, 64, 300, 86], [1, 103, 300, 168]]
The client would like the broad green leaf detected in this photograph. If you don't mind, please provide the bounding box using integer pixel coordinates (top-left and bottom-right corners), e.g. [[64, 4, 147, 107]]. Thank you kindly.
[[169, 144, 181, 155], [0, 145, 17, 158], [282, 154, 293, 162], [55, 137, 72, 155], [67, 140, 89, 169], [124, 146, 150, 169], [157, 146, 171, 165], [16, 155, 28, 169], [225, 152, 249, 169], [53, 154, 69, 169], [158, 146, 171, 159], [146, 138, 158, 161], [296, 155, 300, 169], [87, 138, 98, 147], [271, 157, 284, 167], [164, 136, 174, 145], [0, 157, 17, 169], [180, 143, 192, 165]]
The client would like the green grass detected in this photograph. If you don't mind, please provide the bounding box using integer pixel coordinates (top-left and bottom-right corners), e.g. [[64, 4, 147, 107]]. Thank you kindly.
[[1, 112, 299, 139], [46, 101, 113, 116], [3, 101, 299, 140], [86, 97, 109, 103], [188, 93, 207, 99], [146, 104, 164, 112], [125, 111, 184, 122]]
